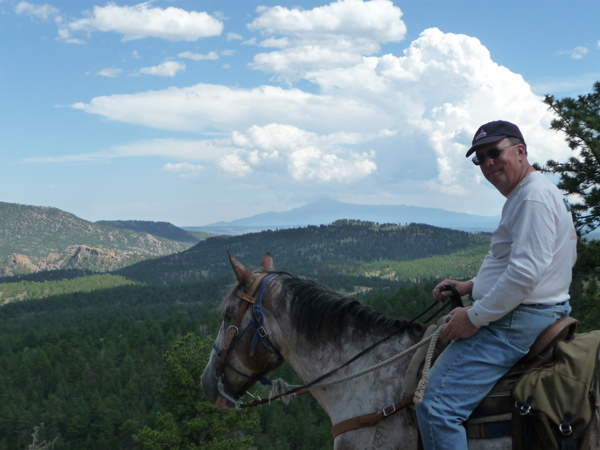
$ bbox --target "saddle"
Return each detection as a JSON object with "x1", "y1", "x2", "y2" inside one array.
[
  {"x1": 472, "y1": 316, "x2": 578, "y2": 418},
  {"x1": 404, "y1": 315, "x2": 579, "y2": 436}
]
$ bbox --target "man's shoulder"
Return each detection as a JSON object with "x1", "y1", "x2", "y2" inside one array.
[
  {"x1": 515, "y1": 172, "x2": 569, "y2": 217},
  {"x1": 520, "y1": 172, "x2": 560, "y2": 199}
]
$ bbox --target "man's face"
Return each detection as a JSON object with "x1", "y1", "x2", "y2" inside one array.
[{"x1": 475, "y1": 138, "x2": 527, "y2": 196}]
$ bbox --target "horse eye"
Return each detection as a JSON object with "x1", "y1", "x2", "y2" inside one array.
[{"x1": 224, "y1": 306, "x2": 235, "y2": 319}]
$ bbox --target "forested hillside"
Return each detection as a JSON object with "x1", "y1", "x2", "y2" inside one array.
[
  {"x1": 117, "y1": 220, "x2": 491, "y2": 284},
  {"x1": 0, "y1": 266, "x2": 417, "y2": 449},
  {"x1": 0, "y1": 220, "x2": 491, "y2": 449},
  {"x1": 0, "y1": 281, "x2": 224, "y2": 450},
  {"x1": 0, "y1": 202, "x2": 195, "y2": 277},
  {"x1": 2, "y1": 220, "x2": 597, "y2": 450},
  {"x1": 96, "y1": 220, "x2": 208, "y2": 244},
  {"x1": 0, "y1": 274, "x2": 135, "y2": 305}
]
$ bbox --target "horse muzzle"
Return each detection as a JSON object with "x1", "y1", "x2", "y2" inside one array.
[{"x1": 201, "y1": 358, "x2": 245, "y2": 410}]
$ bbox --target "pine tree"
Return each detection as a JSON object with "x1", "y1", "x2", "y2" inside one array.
[
  {"x1": 134, "y1": 334, "x2": 259, "y2": 450},
  {"x1": 541, "y1": 81, "x2": 600, "y2": 235}
]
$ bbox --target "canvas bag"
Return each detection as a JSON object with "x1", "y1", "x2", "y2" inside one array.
[{"x1": 511, "y1": 330, "x2": 600, "y2": 450}]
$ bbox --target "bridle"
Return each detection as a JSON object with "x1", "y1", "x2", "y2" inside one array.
[{"x1": 212, "y1": 272, "x2": 284, "y2": 407}]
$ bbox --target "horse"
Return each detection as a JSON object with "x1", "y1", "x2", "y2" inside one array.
[{"x1": 201, "y1": 253, "x2": 600, "y2": 450}]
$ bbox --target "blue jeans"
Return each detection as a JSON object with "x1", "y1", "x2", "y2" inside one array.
[{"x1": 415, "y1": 302, "x2": 571, "y2": 450}]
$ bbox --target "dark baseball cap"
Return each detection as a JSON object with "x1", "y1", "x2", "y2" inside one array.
[{"x1": 466, "y1": 120, "x2": 525, "y2": 157}]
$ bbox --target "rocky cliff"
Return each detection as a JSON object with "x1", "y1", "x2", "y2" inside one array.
[{"x1": 0, "y1": 202, "x2": 196, "y2": 277}]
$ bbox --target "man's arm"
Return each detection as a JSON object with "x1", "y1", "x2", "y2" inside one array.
[{"x1": 468, "y1": 199, "x2": 556, "y2": 328}]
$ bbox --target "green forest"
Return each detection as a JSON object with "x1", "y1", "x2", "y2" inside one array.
[
  {"x1": 1, "y1": 220, "x2": 598, "y2": 449},
  {"x1": 0, "y1": 221, "x2": 493, "y2": 450}
]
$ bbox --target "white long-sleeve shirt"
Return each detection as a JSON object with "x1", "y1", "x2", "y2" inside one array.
[{"x1": 468, "y1": 171, "x2": 578, "y2": 328}]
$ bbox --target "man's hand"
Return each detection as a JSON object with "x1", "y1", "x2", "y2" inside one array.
[
  {"x1": 442, "y1": 307, "x2": 479, "y2": 341},
  {"x1": 433, "y1": 280, "x2": 474, "y2": 303}
]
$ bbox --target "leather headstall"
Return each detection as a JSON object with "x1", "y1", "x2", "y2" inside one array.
[{"x1": 216, "y1": 272, "x2": 270, "y2": 377}]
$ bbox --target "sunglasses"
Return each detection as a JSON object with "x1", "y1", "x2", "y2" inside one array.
[{"x1": 472, "y1": 143, "x2": 518, "y2": 166}]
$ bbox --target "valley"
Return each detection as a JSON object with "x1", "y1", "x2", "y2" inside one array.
[{"x1": 0, "y1": 201, "x2": 597, "y2": 450}]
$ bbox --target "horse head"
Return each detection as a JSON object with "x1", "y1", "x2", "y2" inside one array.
[{"x1": 201, "y1": 252, "x2": 283, "y2": 409}]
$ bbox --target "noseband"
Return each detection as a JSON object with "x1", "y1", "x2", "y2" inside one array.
[{"x1": 212, "y1": 273, "x2": 284, "y2": 405}]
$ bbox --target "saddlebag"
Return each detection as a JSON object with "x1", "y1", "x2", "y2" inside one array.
[{"x1": 511, "y1": 330, "x2": 600, "y2": 450}]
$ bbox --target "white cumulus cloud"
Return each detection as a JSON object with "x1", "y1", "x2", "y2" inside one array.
[
  {"x1": 57, "y1": 27, "x2": 85, "y2": 44},
  {"x1": 219, "y1": 154, "x2": 253, "y2": 176},
  {"x1": 227, "y1": 33, "x2": 243, "y2": 41},
  {"x1": 249, "y1": 0, "x2": 405, "y2": 41},
  {"x1": 164, "y1": 162, "x2": 204, "y2": 177},
  {"x1": 178, "y1": 51, "x2": 219, "y2": 61},
  {"x1": 560, "y1": 46, "x2": 589, "y2": 60},
  {"x1": 289, "y1": 147, "x2": 376, "y2": 182},
  {"x1": 225, "y1": 123, "x2": 377, "y2": 182},
  {"x1": 66, "y1": 2, "x2": 223, "y2": 42},
  {"x1": 15, "y1": 1, "x2": 59, "y2": 21},
  {"x1": 68, "y1": 2, "x2": 572, "y2": 211},
  {"x1": 259, "y1": 37, "x2": 290, "y2": 48},
  {"x1": 71, "y1": 83, "x2": 379, "y2": 133},
  {"x1": 98, "y1": 67, "x2": 122, "y2": 78},
  {"x1": 247, "y1": 0, "x2": 406, "y2": 81},
  {"x1": 138, "y1": 61, "x2": 185, "y2": 77}
]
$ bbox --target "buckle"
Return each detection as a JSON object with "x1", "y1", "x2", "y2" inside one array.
[
  {"x1": 383, "y1": 404, "x2": 396, "y2": 417},
  {"x1": 559, "y1": 423, "x2": 573, "y2": 436},
  {"x1": 257, "y1": 326, "x2": 267, "y2": 338},
  {"x1": 516, "y1": 401, "x2": 531, "y2": 416}
]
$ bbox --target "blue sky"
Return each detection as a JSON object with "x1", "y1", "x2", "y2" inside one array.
[{"x1": 1, "y1": 0, "x2": 599, "y2": 227}]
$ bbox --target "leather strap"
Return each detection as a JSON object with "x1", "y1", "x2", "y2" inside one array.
[
  {"x1": 440, "y1": 284, "x2": 464, "y2": 309},
  {"x1": 331, "y1": 395, "x2": 414, "y2": 438},
  {"x1": 236, "y1": 290, "x2": 258, "y2": 304},
  {"x1": 216, "y1": 272, "x2": 269, "y2": 376}
]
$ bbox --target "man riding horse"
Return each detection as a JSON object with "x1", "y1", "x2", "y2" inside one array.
[{"x1": 415, "y1": 120, "x2": 578, "y2": 450}]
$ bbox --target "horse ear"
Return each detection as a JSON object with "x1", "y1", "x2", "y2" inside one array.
[
  {"x1": 261, "y1": 252, "x2": 275, "y2": 271},
  {"x1": 228, "y1": 251, "x2": 254, "y2": 287}
]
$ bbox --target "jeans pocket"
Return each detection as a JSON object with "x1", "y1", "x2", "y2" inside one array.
[{"x1": 506, "y1": 305, "x2": 564, "y2": 352}]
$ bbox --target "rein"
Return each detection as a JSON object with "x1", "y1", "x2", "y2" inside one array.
[{"x1": 235, "y1": 283, "x2": 463, "y2": 409}]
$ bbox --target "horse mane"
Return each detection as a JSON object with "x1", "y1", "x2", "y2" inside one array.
[
  {"x1": 280, "y1": 275, "x2": 424, "y2": 345},
  {"x1": 219, "y1": 271, "x2": 424, "y2": 345}
]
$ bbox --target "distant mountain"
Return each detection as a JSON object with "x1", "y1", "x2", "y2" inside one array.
[
  {"x1": 96, "y1": 220, "x2": 206, "y2": 244},
  {"x1": 0, "y1": 202, "x2": 195, "y2": 277},
  {"x1": 189, "y1": 199, "x2": 500, "y2": 235},
  {"x1": 117, "y1": 220, "x2": 491, "y2": 285}
]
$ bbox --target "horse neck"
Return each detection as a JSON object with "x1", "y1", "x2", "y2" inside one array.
[
  {"x1": 262, "y1": 290, "x2": 424, "y2": 422},
  {"x1": 262, "y1": 278, "x2": 425, "y2": 383},
  {"x1": 282, "y1": 326, "x2": 419, "y2": 382}
]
